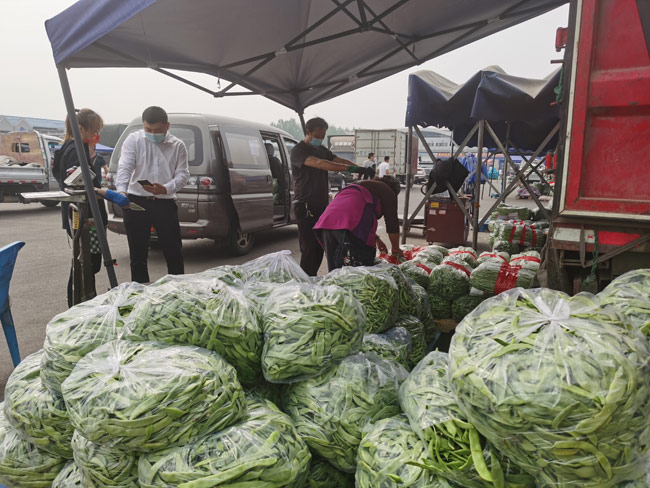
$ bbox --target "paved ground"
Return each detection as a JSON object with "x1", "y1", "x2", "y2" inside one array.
[{"x1": 0, "y1": 180, "x2": 537, "y2": 397}]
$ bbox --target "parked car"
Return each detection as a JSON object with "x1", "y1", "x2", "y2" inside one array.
[
  {"x1": 414, "y1": 161, "x2": 433, "y2": 184},
  {"x1": 107, "y1": 113, "x2": 298, "y2": 255},
  {"x1": 328, "y1": 171, "x2": 353, "y2": 190}
]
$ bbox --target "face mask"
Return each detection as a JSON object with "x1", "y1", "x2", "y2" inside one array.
[
  {"x1": 82, "y1": 133, "x2": 101, "y2": 145},
  {"x1": 310, "y1": 137, "x2": 323, "y2": 147},
  {"x1": 145, "y1": 132, "x2": 165, "y2": 144}
]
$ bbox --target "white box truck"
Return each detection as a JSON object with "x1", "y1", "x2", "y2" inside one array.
[{"x1": 354, "y1": 129, "x2": 418, "y2": 184}]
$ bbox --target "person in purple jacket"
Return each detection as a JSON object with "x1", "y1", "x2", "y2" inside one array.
[{"x1": 314, "y1": 176, "x2": 404, "y2": 271}]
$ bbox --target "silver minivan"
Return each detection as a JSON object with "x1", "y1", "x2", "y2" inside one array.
[{"x1": 106, "y1": 113, "x2": 298, "y2": 255}]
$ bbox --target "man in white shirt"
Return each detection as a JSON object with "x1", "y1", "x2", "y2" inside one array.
[
  {"x1": 116, "y1": 106, "x2": 190, "y2": 283},
  {"x1": 362, "y1": 152, "x2": 376, "y2": 179},
  {"x1": 378, "y1": 156, "x2": 391, "y2": 178}
]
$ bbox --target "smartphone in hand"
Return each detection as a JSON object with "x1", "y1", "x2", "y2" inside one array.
[{"x1": 138, "y1": 179, "x2": 153, "y2": 186}]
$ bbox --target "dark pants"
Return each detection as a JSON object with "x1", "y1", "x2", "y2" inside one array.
[
  {"x1": 296, "y1": 203, "x2": 325, "y2": 276},
  {"x1": 319, "y1": 229, "x2": 376, "y2": 272},
  {"x1": 124, "y1": 195, "x2": 184, "y2": 283},
  {"x1": 67, "y1": 253, "x2": 101, "y2": 308}
]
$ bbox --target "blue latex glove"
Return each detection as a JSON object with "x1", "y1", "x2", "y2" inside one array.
[{"x1": 103, "y1": 189, "x2": 130, "y2": 208}]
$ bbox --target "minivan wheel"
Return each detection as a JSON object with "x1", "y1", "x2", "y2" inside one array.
[{"x1": 229, "y1": 229, "x2": 255, "y2": 256}]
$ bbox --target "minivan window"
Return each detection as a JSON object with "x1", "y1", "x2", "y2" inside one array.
[
  {"x1": 222, "y1": 131, "x2": 268, "y2": 170},
  {"x1": 109, "y1": 124, "x2": 203, "y2": 171}
]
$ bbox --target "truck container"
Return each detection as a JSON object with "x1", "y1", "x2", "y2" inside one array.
[{"x1": 354, "y1": 129, "x2": 418, "y2": 183}]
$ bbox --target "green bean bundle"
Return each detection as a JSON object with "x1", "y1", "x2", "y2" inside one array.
[
  {"x1": 493, "y1": 204, "x2": 530, "y2": 221},
  {"x1": 477, "y1": 251, "x2": 510, "y2": 265},
  {"x1": 469, "y1": 261, "x2": 536, "y2": 297},
  {"x1": 262, "y1": 284, "x2": 365, "y2": 383},
  {"x1": 4, "y1": 350, "x2": 73, "y2": 458},
  {"x1": 429, "y1": 259, "x2": 472, "y2": 300},
  {"x1": 400, "y1": 260, "x2": 431, "y2": 289},
  {"x1": 429, "y1": 294, "x2": 452, "y2": 319},
  {"x1": 195, "y1": 264, "x2": 245, "y2": 286},
  {"x1": 361, "y1": 327, "x2": 412, "y2": 368},
  {"x1": 490, "y1": 239, "x2": 521, "y2": 255},
  {"x1": 411, "y1": 284, "x2": 437, "y2": 343},
  {"x1": 509, "y1": 250, "x2": 541, "y2": 272},
  {"x1": 306, "y1": 459, "x2": 355, "y2": 488},
  {"x1": 62, "y1": 341, "x2": 246, "y2": 452},
  {"x1": 451, "y1": 295, "x2": 485, "y2": 322},
  {"x1": 599, "y1": 269, "x2": 650, "y2": 338},
  {"x1": 449, "y1": 288, "x2": 650, "y2": 487},
  {"x1": 285, "y1": 353, "x2": 408, "y2": 472},
  {"x1": 411, "y1": 248, "x2": 444, "y2": 270},
  {"x1": 493, "y1": 222, "x2": 547, "y2": 249},
  {"x1": 0, "y1": 404, "x2": 66, "y2": 487},
  {"x1": 395, "y1": 316, "x2": 426, "y2": 368},
  {"x1": 375, "y1": 263, "x2": 422, "y2": 317},
  {"x1": 240, "y1": 250, "x2": 311, "y2": 283},
  {"x1": 71, "y1": 431, "x2": 138, "y2": 488},
  {"x1": 448, "y1": 247, "x2": 478, "y2": 267},
  {"x1": 356, "y1": 415, "x2": 435, "y2": 488},
  {"x1": 52, "y1": 462, "x2": 82, "y2": 488},
  {"x1": 124, "y1": 281, "x2": 263, "y2": 384},
  {"x1": 86, "y1": 282, "x2": 145, "y2": 317},
  {"x1": 321, "y1": 266, "x2": 399, "y2": 333},
  {"x1": 138, "y1": 397, "x2": 311, "y2": 488},
  {"x1": 41, "y1": 303, "x2": 124, "y2": 399}
]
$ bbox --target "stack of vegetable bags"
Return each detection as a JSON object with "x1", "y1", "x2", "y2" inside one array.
[
  {"x1": 450, "y1": 288, "x2": 650, "y2": 487},
  {"x1": 469, "y1": 260, "x2": 536, "y2": 297},
  {"x1": 599, "y1": 268, "x2": 650, "y2": 341}
]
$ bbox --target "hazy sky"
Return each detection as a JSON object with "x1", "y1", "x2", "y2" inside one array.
[{"x1": 0, "y1": 1, "x2": 569, "y2": 129}]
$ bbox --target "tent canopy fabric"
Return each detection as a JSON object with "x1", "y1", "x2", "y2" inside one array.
[
  {"x1": 405, "y1": 67, "x2": 561, "y2": 150},
  {"x1": 45, "y1": 0, "x2": 567, "y2": 113}
]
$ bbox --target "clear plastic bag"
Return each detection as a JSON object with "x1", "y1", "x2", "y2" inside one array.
[
  {"x1": 451, "y1": 295, "x2": 485, "y2": 323},
  {"x1": 400, "y1": 260, "x2": 431, "y2": 289},
  {"x1": 411, "y1": 247, "x2": 444, "y2": 270},
  {"x1": 262, "y1": 283, "x2": 365, "y2": 383},
  {"x1": 356, "y1": 414, "x2": 436, "y2": 488},
  {"x1": 449, "y1": 288, "x2": 650, "y2": 487},
  {"x1": 72, "y1": 431, "x2": 138, "y2": 488},
  {"x1": 447, "y1": 247, "x2": 477, "y2": 267},
  {"x1": 4, "y1": 350, "x2": 73, "y2": 458},
  {"x1": 193, "y1": 264, "x2": 246, "y2": 286},
  {"x1": 395, "y1": 316, "x2": 426, "y2": 368},
  {"x1": 361, "y1": 327, "x2": 412, "y2": 368},
  {"x1": 61, "y1": 340, "x2": 247, "y2": 452},
  {"x1": 240, "y1": 250, "x2": 311, "y2": 283},
  {"x1": 477, "y1": 251, "x2": 510, "y2": 265},
  {"x1": 428, "y1": 259, "x2": 472, "y2": 300},
  {"x1": 285, "y1": 352, "x2": 408, "y2": 472},
  {"x1": 52, "y1": 461, "x2": 82, "y2": 488},
  {"x1": 138, "y1": 396, "x2": 311, "y2": 488},
  {"x1": 469, "y1": 261, "x2": 536, "y2": 297},
  {"x1": 125, "y1": 280, "x2": 263, "y2": 384},
  {"x1": 509, "y1": 250, "x2": 542, "y2": 271},
  {"x1": 86, "y1": 282, "x2": 146, "y2": 317},
  {"x1": 599, "y1": 269, "x2": 650, "y2": 338},
  {"x1": 321, "y1": 265, "x2": 399, "y2": 333},
  {"x1": 306, "y1": 459, "x2": 355, "y2": 488},
  {"x1": 41, "y1": 303, "x2": 125, "y2": 399},
  {"x1": 375, "y1": 263, "x2": 422, "y2": 318},
  {"x1": 0, "y1": 403, "x2": 67, "y2": 487}
]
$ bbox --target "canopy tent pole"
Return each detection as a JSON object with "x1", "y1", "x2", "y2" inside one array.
[
  {"x1": 57, "y1": 66, "x2": 118, "y2": 290},
  {"x1": 472, "y1": 120, "x2": 485, "y2": 250},
  {"x1": 298, "y1": 112, "x2": 307, "y2": 135},
  {"x1": 401, "y1": 127, "x2": 414, "y2": 244}
]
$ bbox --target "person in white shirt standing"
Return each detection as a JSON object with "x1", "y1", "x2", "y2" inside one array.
[
  {"x1": 116, "y1": 106, "x2": 190, "y2": 283},
  {"x1": 378, "y1": 156, "x2": 391, "y2": 178}
]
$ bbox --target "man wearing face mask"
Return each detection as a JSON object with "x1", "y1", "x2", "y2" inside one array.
[
  {"x1": 116, "y1": 106, "x2": 190, "y2": 283},
  {"x1": 290, "y1": 117, "x2": 359, "y2": 276}
]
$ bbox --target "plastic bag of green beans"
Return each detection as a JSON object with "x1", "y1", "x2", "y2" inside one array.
[
  {"x1": 375, "y1": 263, "x2": 422, "y2": 317},
  {"x1": 262, "y1": 283, "x2": 365, "y2": 383},
  {"x1": 62, "y1": 340, "x2": 246, "y2": 452},
  {"x1": 321, "y1": 266, "x2": 399, "y2": 333},
  {"x1": 447, "y1": 247, "x2": 477, "y2": 267},
  {"x1": 124, "y1": 280, "x2": 263, "y2": 384},
  {"x1": 469, "y1": 261, "x2": 536, "y2": 297},
  {"x1": 240, "y1": 250, "x2": 311, "y2": 283},
  {"x1": 85, "y1": 281, "x2": 146, "y2": 317},
  {"x1": 3, "y1": 350, "x2": 73, "y2": 458},
  {"x1": 306, "y1": 459, "x2": 355, "y2": 488},
  {"x1": 400, "y1": 260, "x2": 431, "y2": 289},
  {"x1": 194, "y1": 264, "x2": 246, "y2": 286},
  {"x1": 285, "y1": 352, "x2": 408, "y2": 473},
  {"x1": 411, "y1": 284, "x2": 438, "y2": 343},
  {"x1": 599, "y1": 268, "x2": 650, "y2": 339},
  {"x1": 361, "y1": 327, "x2": 412, "y2": 368},
  {"x1": 428, "y1": 294, "x2": 452, "y2": 319},
  {"x1": 395, "y1": 316, "x2": 426, "y2": 368},
  {"x1": 0, "y1": 403, "x2": 67, "y2": 487},
  {"x1": 476, "y1": 251, "x2": 509, "y2": 265},
  {"x1": 410, "y1": 248, "x2": 444, "y2": 271},
  {"x1": 52, "y1": 461, "x2": 82, "y2": 488},
  {"x1": 72, "y1": 431, "x2": 138, "y2": 488},
  {"x1": 509, "y1": 250, "x2": 541, "y2": 271},
  {"x1": 429, "y1": 259, "x2": 472, "y2": 301},
  {"x1": 449, "y1": 288, "x2": 650, "y2": 487},
  {"x1": 451, "y1": 295, "x2": 485, "y2": 323},
  {"x1": 138, "y1": 396, "x2": 311, "y2": 488}
]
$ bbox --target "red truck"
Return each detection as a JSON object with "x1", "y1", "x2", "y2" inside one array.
[{"x1": 550, "y1": 0, "x2": 650, "y2": 291}]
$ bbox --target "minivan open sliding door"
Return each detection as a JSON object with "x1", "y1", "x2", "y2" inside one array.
[{"x1": 219, "y1": 125, "x2": 274, "y2": 233}]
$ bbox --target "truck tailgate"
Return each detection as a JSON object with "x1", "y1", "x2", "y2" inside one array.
[{"x1": 0, "y1": 165, "x2": 48, "y2": 184}]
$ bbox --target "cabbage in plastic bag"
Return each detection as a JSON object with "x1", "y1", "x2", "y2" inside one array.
[
  {"x1": 52, "y1": 461, "x2": 82, "y2": 488},
  {"x1": 138, "y1": 396, "x2": 311, "y2": 488},
  {"x1": 4, "y1": 350, "x2": 73, "y2": 458},
  {"x1": 449, "y1": 288, "x2": 650, "y2": 487},
  {"x1": 62, "y1": 340, "x2": 246, "y2": 452},
  {"x1": 285, "y1": 352, "x2": 408, "y2": 472},
  {"x1": 0, "y1": 403, "x2": 66, "y2": 487},
  {"x1": 240, "y1": 250, "x2": 311, "y2": 283},
  {"x1": 72, "y1": 431, "x2": 138, "y2": 488},
  {"x1": 361, "y1": 327, "x2": 412, "y2": 368},
  {"x1": 262, "y1": 283, "x2": 365, "y2": 383}
]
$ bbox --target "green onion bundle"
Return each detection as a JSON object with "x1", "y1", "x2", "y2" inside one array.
[
  {"x1": 62, "y1": 341, "x2": 246, "y2": 452},
  {"x1": 71, "y1": 431, "x2": 138, "y2": 488},
  {"x1": 306, "y1": 459, "x2": 355, "y2": 488},
  {"x1": 52, "y1": 462, "x2": 82, "y2": 488},
  {"x1": 240, "y1": 250, "x2": 311, "y2": 283},
  {"x1": 356, "y1": 415, "x2": 435, "y2": 488},
  {"x1": 395, "y1": 316, "x2": 427, "y2": 368},
  {"x1": 3, "y1": 350, "x2": 73, "y2": 458},
  {"x1": 400, "y1": 260, "x2": 431, "y2": 289},
  {"x1": 361, "y1": 327, "x2": 412, "y2": 368},
  {"x1": 451, "y1": 295, "x2": 485, "y2": 323},
  {"x1": 285, "y1": 353, "x2": 408, "y2": 473},
  {"x1": 599, "y1": 269, "x2": 650, "y2": 339},
  {"x1": 411, "y1": 284, "x2": 438, "y2": 343},
  {"x1": 125, "y1": 280, "x2": 263, "y2": 384},
  {"x1": 137, "y1": 397, "x2": 311, "y2": 488},
  {"x1": 469, "y1": 261, "x2": 536, "y2": 297},
  {"x1": 429, "y1": 259, "x2": 472, "y2": 300},
  {"x1": 0, "y1": 404, "x2": 66, "y2": 487},
  {"x1": 449, "y1": 289, "x2": 650, "y2": 487},
  {"x1": 262, "y1": 283, "x2": 365, "y2": 383},
  {"x1": 321, "y1": 266, "x2": 398, "y2": 333}
]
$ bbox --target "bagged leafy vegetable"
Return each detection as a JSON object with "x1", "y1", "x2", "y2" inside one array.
[
  {"x1": 322, "y1": 266, "x2": 399, "y2": 333},
  {"x1": 451, "y1": 295, "x2": 485, "y2": 322},
  {"x1": 52, "y1": 461, "x2": 82, "y2": 488},
  {"x1": 285, "y1": 352, "x2": 408, "y2": 472},
  {"x1": 138, "y1": 396, "x2": 311, "y2": 488},
  {"x1": 356, "y1": 415, "x2": 435, "y2": 488},
  {"x1": 62, "y1": 340, "x2": 246, "y2": 452},
  {"x1": 395, "y1": 316, "x2": 426, "y2": 368},
  {"x1": 72, "y1": 431, "x2": 138, "y2": 488},
  {"x1": 449, "y1": 288, "x2": 650, "y2": 487},
  {"x1": 477, "y1": 251, "x2": 509, "y2": 265},
  {"x1": 411, "y1": 284, "x2": 437, "y2": 343},
  {"x1": 469, "y1": 261, "x2": 536, "y2": 297},
  {"x1": 400, "y1": 352, "x2": 534, "y2": 488},
  {"x1": 429, "y1": 260, "x2": 472, "y2": 300},
  {"x1": 4, "y1": 350, "x2": 73, "y2": 458},
  {"x1": 0, "y1": 403, "x2": 66, "y2": 487},
  {"x1": 240, "y1": 250, "x2": 311, "y2": 283},
  {"x1": 41, "y1": 303, "x2": 124, "y2": 399},
  {"x1": 400, "y1": 260, "x2": 431, "y2": 289},
  {"x1": 361, "y1": 327, "x2": 412, "y2": 368},
  {"x1": 262, "y1": 283, "x2": 365, "y2": 383},
  {"x1": 509, "y1": 250, "x2": 541, "y2": 271},
  {"x1": 125, "y1": 280, "x2": 263, "y2": 383},
  {"x1": 599, "y1": 269, "x2": 650, "y2": 338},
  {"x1": 306, "y1": 459, "x2": 355, "y2": 488},
  {"x1": 448, "y1": 247, "x2": 477, "y2": 267}
]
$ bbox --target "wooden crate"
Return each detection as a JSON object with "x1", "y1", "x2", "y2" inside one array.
[{"x1": 434, "y1": 319, "x2": 458, "y2": 334}]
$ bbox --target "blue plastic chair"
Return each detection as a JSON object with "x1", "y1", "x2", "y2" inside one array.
[{"x1": 1, "y1": 241, "x2": 25, "y2": 367}]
